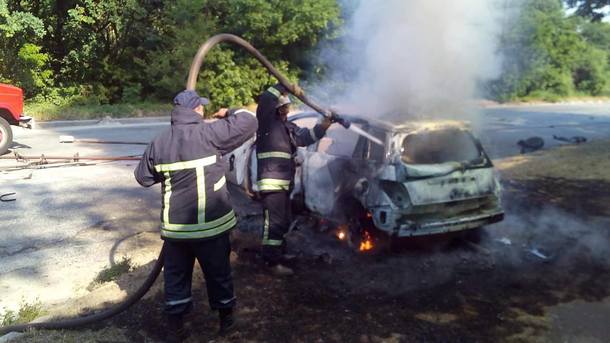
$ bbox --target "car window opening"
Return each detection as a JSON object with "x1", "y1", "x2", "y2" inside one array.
[{"x1": 402, "y1": 129, "x2": 480, "y2": 164}]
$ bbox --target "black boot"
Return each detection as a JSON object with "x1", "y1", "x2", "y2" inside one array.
[
  {"x1": 264, "y1": 246, "x2": 295, "y2": 277},
  {"x1": 167, "y1": 314, "x2": 189, "y2": 343},
  {"x1": 218, "y1": 307, "x2": 237, "y2": 336}
]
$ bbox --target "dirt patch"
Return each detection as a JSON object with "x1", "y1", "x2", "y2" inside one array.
[{"x1": 496, "y1": 139, "x2": 610, "y2": 216}]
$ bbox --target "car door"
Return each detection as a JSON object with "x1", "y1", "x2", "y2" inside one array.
[
  {"x1": 300, "y1": 123, "x2": 362, "y2": 218},
  {"x1": 224, "y1": 134, "x2": 256, "y2": 189}
]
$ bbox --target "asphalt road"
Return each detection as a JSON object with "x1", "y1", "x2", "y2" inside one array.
[
  {"x1": 477, "y1": 102, "x2": 610, "y2": 158},
  {"x1": 0, "y1": 118, "x2": 167, "y2": 315},
  {"x1": 0, "y1": 102, "x2": 609, "y2": 318}
]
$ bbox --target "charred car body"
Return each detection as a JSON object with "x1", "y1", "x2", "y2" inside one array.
[{"x1": 228, "y1": 112, "x2": 504, "y2": 237}]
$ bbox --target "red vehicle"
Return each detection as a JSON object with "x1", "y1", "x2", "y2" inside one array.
[{"x1": 0, "y1": 84, "x2": 32, "y2": 154}]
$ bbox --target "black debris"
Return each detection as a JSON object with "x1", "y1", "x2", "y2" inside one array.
[
  {"x1": 517, "y1": 137, "x2": 544, "y2": 154},
  {"x1": 552, "y1": 135, "x2": 587, "y2": 144}
]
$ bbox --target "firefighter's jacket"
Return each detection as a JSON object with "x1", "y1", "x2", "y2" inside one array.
[
  {"x1": 135, "y1": 106, "x2": 257, "y2": 241},
  {"x1": 256, "y1": 85, "x2": 327, "y2": 192}
]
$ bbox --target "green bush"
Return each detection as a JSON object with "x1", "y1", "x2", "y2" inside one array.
[{"x1": 121, "y1": 83, "x2": 143, "y2": 103}]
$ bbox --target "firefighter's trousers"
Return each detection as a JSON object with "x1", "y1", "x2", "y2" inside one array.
[
  {"x1": 261, "y1": 191, "x2": 291, "y2": 264},
  {"x1": 163, "y1": 232, "x2": 236, "y2": 315}
]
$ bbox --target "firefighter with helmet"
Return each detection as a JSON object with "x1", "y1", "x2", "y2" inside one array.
[{"x1": 255, "y1": 84, "x2": 332, "y2": 276}]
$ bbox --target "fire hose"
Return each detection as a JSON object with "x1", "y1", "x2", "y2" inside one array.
[
  {"x1": 0, "y1": 33, "x2": 376, "y2": 336},
  {"x1": 187, "y1": 34, "x2": 382, "y2": 146}
]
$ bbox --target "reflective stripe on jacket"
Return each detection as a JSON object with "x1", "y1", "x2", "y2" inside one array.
[
  {"x1": 135, "y1": 106, "x2": 258, "y2": 240},
  {"x1": 255, "y1": 85, "x2": 327, "y2": 191}
]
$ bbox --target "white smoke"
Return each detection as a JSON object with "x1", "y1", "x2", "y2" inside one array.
[{"x1": 316, "y1": 0, "x2": 518, "y2": 121}]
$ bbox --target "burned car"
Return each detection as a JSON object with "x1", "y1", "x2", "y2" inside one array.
[{"x1": 227, "y1": 112, "x2": 504, "y2": 238}]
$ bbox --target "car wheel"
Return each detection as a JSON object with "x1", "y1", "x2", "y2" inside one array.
[{"x1": 0, "y1": 116, "x2": 13, "y2": 155}]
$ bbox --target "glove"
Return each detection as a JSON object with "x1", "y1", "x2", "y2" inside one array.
[
  {"x1": 212, "y1": 108, "x2": 229, "y2": 118},
  {"x1": 320, "y1": 116, "x2": 332, "y2": 130}
]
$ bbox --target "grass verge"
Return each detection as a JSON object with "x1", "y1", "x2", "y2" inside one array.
[
  {"x1": 505, "y1": 93, "x2": 610, "y2": 105},
  {"x1": 495, "y1": 139, "x2": 610, "y2": 182},
  {"x1": 1, "y1": 299, "x2": 45, "y2": 327},
  {"x1": 25, "y1": 101, "x2": 172, "y2": 121}
]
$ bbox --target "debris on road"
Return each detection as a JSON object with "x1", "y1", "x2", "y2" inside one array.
[
  {"x1": 0, "y1": 192, "x2": 16, "y2": 202},
  {"x1": 552, "y1": 135, "x2": 587, "y2": 144},
  {"x1": 1, "y1": 161, "x2": 89, "y2": 172},
  {"x1": 517, "y1": 137, "x2": 544, "y2": 154},
  {"x1": 0, "y1": 152, "x2": 141, "y2": 162},
  {"x1": 59, "y1": 135, "x2": 147, "y2": 145},
  {"x1": 528, "y1": 247, "x2": 549, "y2": 260},
  {"x1": 495, "y1": 237, "x2": 512, "y2": 245},
  {"x1": 0, "y1": 151, "x2": 141, "y2": 171}
]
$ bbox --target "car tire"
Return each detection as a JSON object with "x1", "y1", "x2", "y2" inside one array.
[{"x1": 0, "y1": 116, "x2": 13, "y2": 155}]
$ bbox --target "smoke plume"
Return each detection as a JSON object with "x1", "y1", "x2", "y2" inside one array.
[{"x1": 316, "y1": 0, "x2": 517, "y2": 121}]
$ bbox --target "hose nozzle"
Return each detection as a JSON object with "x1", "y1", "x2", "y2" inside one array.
[{"x1": 330, "y1": 112, "x2": 351, "y2": 129}]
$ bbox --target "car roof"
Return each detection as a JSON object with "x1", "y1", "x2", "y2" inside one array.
[{"x1": 289, "y1": 111, "x2": 470, "y2": 133}]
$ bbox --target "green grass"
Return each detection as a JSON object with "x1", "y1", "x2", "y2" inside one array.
[
  {"x1": 507, "y1": 92, "x2": 610, "y2": 104},
  {"x1": 1, "y1": 299, "x2": 45, "y2": 327},
  {"x1": 25, "y1": 101, "x2": 172, "y2": 121},
  {"x1": 88, "y1": 257, "x2": 135, "y2": 290}
]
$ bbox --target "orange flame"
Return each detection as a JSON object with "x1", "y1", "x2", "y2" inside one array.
[
  {"x1": 336, "y1": 224, "x2": 348, "y2": 240},
  {"x1": 359, "y1": 231, "x2": 374, "y2": 251}
]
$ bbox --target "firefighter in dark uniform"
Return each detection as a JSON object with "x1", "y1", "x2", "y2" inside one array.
[
  {"x1": 135, "y1": 90, "x2": 257, "y2": 341},
  {"x1": 256, "y1": 84, "x2": 331, "y2": 276}
]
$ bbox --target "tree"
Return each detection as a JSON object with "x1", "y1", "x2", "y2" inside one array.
[
  {"x1": 489, "y1": 0, "x2": 609, "y2": 100},
  {"x1": 565, "y1": 0, "x2": 610, "y2": 21},
  {"x1": 2, "y1": 0, "x2": 341, "y2": 106},
  {"x1": 577, "y1": 19, "x2": 610, "y2": 94},
  {"x1": 0, "y1": 0, "x2": 52, "y2": 95},
  {"x1": 141, "y1": 0, "x2": 341, "y2": 110}
]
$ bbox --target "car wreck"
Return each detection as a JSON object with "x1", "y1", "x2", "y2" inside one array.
[{"x1": 227, "y1": 112, "x2": 504, "y2": 239}]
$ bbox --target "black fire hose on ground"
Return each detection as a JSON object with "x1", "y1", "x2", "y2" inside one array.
[{"x1": 0, "y1": 33, "x2": 366, "y2": 336}]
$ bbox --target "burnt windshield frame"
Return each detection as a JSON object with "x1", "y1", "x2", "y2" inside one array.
[{"x1": 400, "y1": 129, "x2": 491, "y2": 168}]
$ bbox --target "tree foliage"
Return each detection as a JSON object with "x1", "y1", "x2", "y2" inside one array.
[
  {"x1": 489, "y1": 0, "x2": 610, "y2": 101},
  {"x1": 0, "y1": 0, "x2": 340, "y2": 110},
  {"x1": 565, "y1": 0, "x2": 610, "y2": 21},
  {"x1": 0, "y1": 0, "x2": 609, "y2": 106},
  {"x1": 0, "y1": 0, "x2": 52, "y2": 95},
  {"x1": 140, "y1": 0, "x2": 341, "y2": 107}
]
